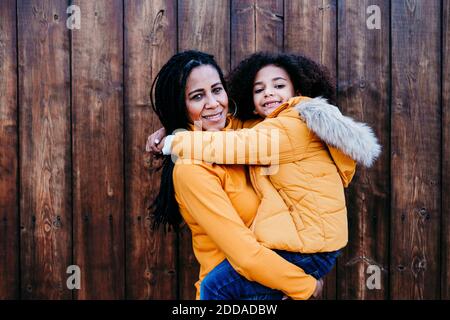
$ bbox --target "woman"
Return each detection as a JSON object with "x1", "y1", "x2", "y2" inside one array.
[{"x1": 148, "y1": 50, "x2": 320, "y2": 300}]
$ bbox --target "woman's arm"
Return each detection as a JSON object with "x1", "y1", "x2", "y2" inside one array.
[{"x1": 173, "y1": 162, "x2": 317, "y2": 300}]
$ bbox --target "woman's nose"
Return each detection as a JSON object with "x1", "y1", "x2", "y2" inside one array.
[{"x1": 205, "y1": 94, "x2": 219, "y2": 108}]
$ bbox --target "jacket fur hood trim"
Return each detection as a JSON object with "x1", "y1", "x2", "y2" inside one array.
[{"x1": 294, "y1": 97, "x2": 382, "y2": 167}]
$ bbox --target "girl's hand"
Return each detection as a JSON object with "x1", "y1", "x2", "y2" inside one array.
[{"x1": 145, "y1": 127, "x2": 166, "y2": 154}]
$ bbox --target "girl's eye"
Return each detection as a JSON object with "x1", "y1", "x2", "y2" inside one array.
[
  {"x1": 254, "y1": 88, "x2": 263, "y2": 94},
  {"x1": 275, "y1": 84, "x2": 285, "y2": 89}
]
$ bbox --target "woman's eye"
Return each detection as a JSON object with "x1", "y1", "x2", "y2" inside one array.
[
  {"x1": 213, "y1": 87, "x2": 223, "y2": 94},
  {"x1": 192, "y1": 94, "x2": 202, "y2": 101}
]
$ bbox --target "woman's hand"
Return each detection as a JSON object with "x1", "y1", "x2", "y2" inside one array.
[
  {"x1": 281, "y1": 278, "x2": 323, "y2": 300},
  {"x1": 145, "y1": 127, "x2": 166, "y2": 154},
  {"x1": 311, "y1": 278, "x2": 323, "y2": 299}
]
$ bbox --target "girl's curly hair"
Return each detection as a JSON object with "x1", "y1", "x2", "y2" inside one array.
[{"x1": 228, "y1": 52, "x2": 336, "y2": 120}]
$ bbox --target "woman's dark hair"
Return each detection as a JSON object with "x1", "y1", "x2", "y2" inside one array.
[
  {"x1": 228, "y1": 52, "x2": 336, "y2": 120},
  {"x1": 149, "y1": 50, "x2": 227, "y2": 231}
]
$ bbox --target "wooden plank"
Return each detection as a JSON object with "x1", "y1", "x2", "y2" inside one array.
[
  {"x1": 178, "y1": 0, "x2": 230, "y2": 72},
  {"x1": 284, "y1": 0, "x2": 336, "y2": 74},
  {"x1": 124, "y1": 0, "x2": 177, "y2": 299},
  {"x1": 336, "y1": 0, "x2": 390, "y2": 300},
  {"x1": 0, "y1": 0, "x2": 19, "y2": 300},
  {"x1": 18, "y1": 0, "x2": 72, "y2": 299},
  {"x1": 442, "y1": 0, "x2": 450, "y2": 300},
  {"x1": 231, "y1": 0, "x2": 283, "y2": 69},
  {"x1": 391, "y1": 0, "x2": 441, "y2": 299},
  {"x1": 72, "y1": 0, "x2": 124, "y2": 299},
  {"x1": 285, "y1": 0, "x2": 337, "y2": 299},
  {"x1": 177, "y1": 0, "x2": 230, "y2": 299}
]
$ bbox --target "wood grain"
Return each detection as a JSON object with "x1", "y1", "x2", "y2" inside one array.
[
  {"x1": 0, "y1": 0, "x2": 19, "y2": 300},
  {"x1": 391, "y1": 0, "x2": 441, "y2": 299},
  {"x1": 337, "y1": 0, "x2": 390, "y2": 300},
  {"x1": 18, "y1": 0, "x2": 72, "y2": 299},
  {"x1": 284, "y1": 0, "x2": 336, "y2": 73},
  {"x1": 72, "y1": 0, "x2": 124, "y2": 299},
  {"x1": 442, "y1": 0, "x2": 449, "y2": 300},
  {"x1": 231, "y1": 0, "x2": 283, "y2": 69},
  {"x1": 178, "y1": 0, "x2": 230, "y2": 72},
  {"x1": 124, "y1": 0, "x2": 177, "y2": 299}
]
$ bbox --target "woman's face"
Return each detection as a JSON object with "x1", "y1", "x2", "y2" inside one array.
[
  {"x1": 184, "y1": 65, "x2": 229, "y2": 131},
  {"x1": 252, "y1": 64, "x2": 296, "y2": 117}
]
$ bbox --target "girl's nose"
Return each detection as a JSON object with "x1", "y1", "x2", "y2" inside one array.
[{"x1": 264, "y1": 88, "x2": 274, "y2": 97}]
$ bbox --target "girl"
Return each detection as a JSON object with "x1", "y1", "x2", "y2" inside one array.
[{"x1": 155, "y1": 52, "x2": 381, "y2": 299}]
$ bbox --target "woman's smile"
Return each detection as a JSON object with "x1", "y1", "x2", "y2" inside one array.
[{"x1": 202, "y1": 109, "x2": 224, "y2": 121}]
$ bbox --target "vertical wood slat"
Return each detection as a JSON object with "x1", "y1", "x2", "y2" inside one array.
[
  {"x1": 284, "y1": 0, "x2": 338, "y2": 299},
  {"x1": 177, "y1": 0, "x2": 230, "y2": 299},
  {"x1": 231, "y1": 0, "x2": 283, "y2": 69},
  {"x1": 72, "y1": 0, "x2": 124, "y2": 299},
  {"x1": 390, "y1": 0, "x2": 441, "y2": 299},
  {"x1": 231, "y1": 0, "x2": 255, "y2": 69},
  {"x1": 284, "y1": 0, "x2": 336, "y2": 72},
  {"x1": 18, "y1": 0, "x2": 72, "y2": 299},
  {"x1": 178, "y1": 0, "x2": 231, "y2": 72},
  {"x1": 0, "y1": 0, "x2": 19, "y2": 300},
  {"x1": 337, "y1": 0, "x2": 390, "y2": 300},
  {"x1": 124, "y1": 0, "x2": 177, "y2": 299},
  {"x1": 442, "y1": 0, "x2": 450, "y2": 300}
]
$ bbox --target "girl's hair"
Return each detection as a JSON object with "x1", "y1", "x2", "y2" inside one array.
[
  {"x1": 228, "y1": 52, "x2": 336, "y2": 120},
  {"x1": 150, "y1": 50, "x2": 227, "y2": 231}
]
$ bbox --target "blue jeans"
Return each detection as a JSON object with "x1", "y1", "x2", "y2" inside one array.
[{"x1": 200, "y1": 250, "x2": 341, "y2": 300}]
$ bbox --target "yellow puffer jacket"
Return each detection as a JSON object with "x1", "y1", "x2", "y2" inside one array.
[
  {"x1": 167, "y1": 96, "x2": 381, "y2": 253},
  {"x1": 247, "y1": 102, "x2": 355, "y2": 253}
]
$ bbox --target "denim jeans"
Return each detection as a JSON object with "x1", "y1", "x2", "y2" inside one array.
[{"x1": 200, "y1": 249, "x2": 341, "y2": 300}]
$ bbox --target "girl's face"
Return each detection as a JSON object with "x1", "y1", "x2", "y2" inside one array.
[
  {"x1": 185, "y1": 65, "x2": 229, "y2": 131},
  {"x1": 252, "y1": 64, "x2": 296, "y2": 117}
]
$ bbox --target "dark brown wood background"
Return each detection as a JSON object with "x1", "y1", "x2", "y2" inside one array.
[{"x1": 0, "y1": 0, "x2": 448, "y2": 300}]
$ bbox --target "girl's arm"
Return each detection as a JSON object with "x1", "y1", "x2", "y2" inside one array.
[{"x1": 163, "y1": 117, "x2": 307, "y2": 165}]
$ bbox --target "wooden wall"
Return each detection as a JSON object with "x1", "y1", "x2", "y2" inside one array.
[{"x1": 0, "y1": 0, "x2": 448, "y2": 299}]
